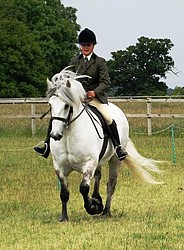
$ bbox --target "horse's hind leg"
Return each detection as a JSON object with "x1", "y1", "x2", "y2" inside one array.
[
  {"x1": 102, "y1": 157, "x2": 121, "y2": 217},
  {"x1": 91, "y1": 165, "x2": 103, "y2": 214}
]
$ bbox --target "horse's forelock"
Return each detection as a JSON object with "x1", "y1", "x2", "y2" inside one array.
[
  {"x1": 59, "y1": 86, "x2": 75, "y2": 104},
  {"x1": 47, "y1": 69, "x2": 87, "y2": 104}
]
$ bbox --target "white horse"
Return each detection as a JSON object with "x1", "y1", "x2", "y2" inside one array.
[{"x1": 47, "y1": 68, "x2": 162, "y2": 222}]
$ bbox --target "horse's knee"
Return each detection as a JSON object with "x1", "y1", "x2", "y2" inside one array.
[{"x1": 80, "y1": 183, "x2": 89, "y2": 196}]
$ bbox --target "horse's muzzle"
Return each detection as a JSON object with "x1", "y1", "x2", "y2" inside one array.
[{"x1": 50, "y1": 133, "x2": 63, "y2": 141}]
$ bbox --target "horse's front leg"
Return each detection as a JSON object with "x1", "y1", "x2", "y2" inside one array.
[
  {"x1": 80, "y1": 162, "x2": 103, "y2": 215},
  {"x1": 55, "y1": 171, "x2": 69, "y2": 222}
]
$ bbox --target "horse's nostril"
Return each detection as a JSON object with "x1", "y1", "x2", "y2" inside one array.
[
  {"x1": 58, "y1": 133, "x2": 63, "y2": 140},
  {"x1": 50, "y1": 133, "x2": 63, "y2": 141}
]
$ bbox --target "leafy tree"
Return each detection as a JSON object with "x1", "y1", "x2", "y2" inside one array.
[
  {"x1": 0, "y1": 19, "x2": 47, "y2": 97},
  {"x1": 172, "y1": 86, "x2": 184, "y2": 95},
  {"x1": 107, "y1": 37, "x2": 175, "y2": 96},
  {"x1": 0, "y1": 0, "x2": 79, "y2": 97}
]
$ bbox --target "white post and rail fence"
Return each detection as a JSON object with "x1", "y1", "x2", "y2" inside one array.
[{"x1": 0, "y1": 97, "x2": 184, "y2": 136}]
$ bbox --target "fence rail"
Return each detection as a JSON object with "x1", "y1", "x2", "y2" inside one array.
[{"x1": 1, "y1": 97, "x2": 184, "y2": 135}]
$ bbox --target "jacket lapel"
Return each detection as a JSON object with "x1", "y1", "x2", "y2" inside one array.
[
  {"x1": 77, "y1": 53, "x2": 96, "y2": 72},
  {"x1": 77, "y1": 55, "x2": 86, "y2": 74}
]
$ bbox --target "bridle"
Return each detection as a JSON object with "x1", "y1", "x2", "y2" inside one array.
[
  {"x1": 50, "y1": 103, "x2": 104, "y2": 139},
  {"x1": 51, "y1": 106, "x2": 85, "y2": 128},
  {"x1": 51, "y1": 106, "x2": 73, "y2": 124}
]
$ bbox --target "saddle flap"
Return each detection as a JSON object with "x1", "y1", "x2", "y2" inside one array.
[
  {"x1": 86, "y1": 104, "x2": 108, "y2": 134},
  {"x1": 85, "y1": 104, "x2": 109, "y2": 162}
]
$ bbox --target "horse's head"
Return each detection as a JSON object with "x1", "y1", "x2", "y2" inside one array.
[
  {"x1": 49, "y1": 94, "x2": 72, "y2": 140},
  {"x1": 47, "y1": 68, "x2": 90, "y2": 140}
]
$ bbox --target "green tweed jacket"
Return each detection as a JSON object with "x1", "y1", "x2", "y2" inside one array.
[{"x1": 69, "y1": 53, "x2": 110, "y2": 103}]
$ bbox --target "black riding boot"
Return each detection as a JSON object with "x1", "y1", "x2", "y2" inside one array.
[
  {"x1": 34, "y1": 119, "x2": 52, "y2": 158},
  {"x1": 108, "y1": 120, "x2": 128, "y2": 161}
]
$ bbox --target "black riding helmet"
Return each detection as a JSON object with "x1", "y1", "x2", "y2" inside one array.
[{"x1": 78, "y1": 28, "x2": 97, "y2": 45}]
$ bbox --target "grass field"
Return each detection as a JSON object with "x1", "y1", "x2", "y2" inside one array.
[
  {"x1": 0, "y1": 102, "x2": 184, "y2": 249},
  {"x1": 0, "y1": 134, "x2": 183, "y2": 250}
]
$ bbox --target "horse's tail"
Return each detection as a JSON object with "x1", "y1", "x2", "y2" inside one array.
[{"x1": 124, "y1": 138, "x2": 164, "y2": 184}]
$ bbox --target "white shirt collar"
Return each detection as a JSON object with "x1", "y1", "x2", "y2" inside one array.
[{"x1": 83, "y1": 53, "x2": 92, "y2": 61}]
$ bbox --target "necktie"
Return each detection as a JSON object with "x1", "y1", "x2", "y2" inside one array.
[{"x1": 84, "y1": 57, "x2": 88, "y2": 66}]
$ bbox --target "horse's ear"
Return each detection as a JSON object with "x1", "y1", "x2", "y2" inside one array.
[
  {"x1": 47, "y1": 78, "x2": 54, "y2": 89},
  {"x1": 66, "y1": 80, "x2": 71, "y2": 88}
]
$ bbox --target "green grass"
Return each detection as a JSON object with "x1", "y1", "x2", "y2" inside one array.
[
  {"x1": 0, "y1": 102, "x2": 183, "y2": 249},
  {"x1": 0, "y1": 135, "x2": 183, "y2": 250}
]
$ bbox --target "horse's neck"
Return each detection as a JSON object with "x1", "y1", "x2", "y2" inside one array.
[
  {"x1": 71, "y1": 103, "x2": 91, "y2": 130},
  {"x1": 65, "y1": 103, "x2": 104, "y2": 153},
  {"x1": 70, "y1": 103, "x2": 86, "y2": 127},
  {"x1": 72, "y1": 103, "x2": 84, "y2": 116}
]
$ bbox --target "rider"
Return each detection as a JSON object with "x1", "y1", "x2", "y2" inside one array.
[{"x1": 34, "y1": 28, "x2": 128, "y2": 161}]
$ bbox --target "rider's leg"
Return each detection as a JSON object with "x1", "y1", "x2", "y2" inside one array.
[
  {"x1": 34, "y1": 119, "x2": 51, "y2": 158},
  {"x1": 89, "y1": 99, "x2": 128, "y2": 161},
  {"x1": 108, "y1": 120, "x2": 128, "y2": 160}
]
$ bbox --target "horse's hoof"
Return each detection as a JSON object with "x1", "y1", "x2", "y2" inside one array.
[
  {"x1": 84, "y1": 198, "x2": 104, "y2": 215},
  {"x1": 58, "y1": 215, "x2": 69, "y2": 222},
  {"x1": 101, "y1": 210, "x2": 112, "y2": 218}
]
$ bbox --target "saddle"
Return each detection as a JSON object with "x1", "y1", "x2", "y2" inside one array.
[{"x1": 85, "y1": 104, "x2": 109, "y2": 161}]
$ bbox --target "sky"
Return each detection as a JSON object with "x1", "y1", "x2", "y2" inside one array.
[{"x1": 63, "y1": 0, "x2": 184, "y2": 89}]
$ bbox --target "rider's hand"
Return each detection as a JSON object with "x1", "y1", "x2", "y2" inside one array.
[{"x1": 86, "y1": 91, "x2": 96, "y2": 100}]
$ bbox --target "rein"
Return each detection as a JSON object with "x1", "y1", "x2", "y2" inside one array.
[
  {"x1": 51, "y1": 106, "x2": 85, "y2": 128},
  {"x1": 84, "y1": 105, "x2": 104, "y2": 139},
  {"x1": 50, "y1": 104, "x2": 104, "y2": 140},
  {"x1": 68, "y1": 107, "x2": 85, "y2": 125}
]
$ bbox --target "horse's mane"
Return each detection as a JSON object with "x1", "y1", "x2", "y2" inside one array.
[{"x1": 47, "y1": 66, "x2": 90, "y2": 106}]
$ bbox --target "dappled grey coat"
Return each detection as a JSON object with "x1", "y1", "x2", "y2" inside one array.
[{"x1": 69, "y1": 53, "x2": 110, "y2": 104}]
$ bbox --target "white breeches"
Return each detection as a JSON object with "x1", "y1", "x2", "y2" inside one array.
[{"x1": 89, "y1": 98, "x2": 113, "y2": 125}]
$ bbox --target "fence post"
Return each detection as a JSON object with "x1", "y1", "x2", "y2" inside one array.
[
  {"x1": 31, "y1": 103, "x2": 36, "y2": 135},
  {"x1": 171, "y1": 125, "x2": 176, "y2": 166},
  {"x1": 147, "y1": 98, "x2": 152, "y2": 136}
]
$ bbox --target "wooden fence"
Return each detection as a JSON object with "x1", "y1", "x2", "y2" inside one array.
[{"x1": 0, "y1": 97, "x2": 184, "y2": 135}]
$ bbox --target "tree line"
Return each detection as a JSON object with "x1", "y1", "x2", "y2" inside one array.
[{"x1": 0, "y1": 0, "x2": 181, "y2": 98}]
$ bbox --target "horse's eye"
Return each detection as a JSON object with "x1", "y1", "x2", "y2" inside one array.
[{"x1": 64, "y1": 104, "x2": 69, "y2": 109}]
